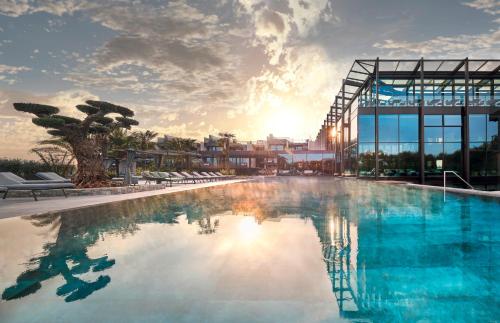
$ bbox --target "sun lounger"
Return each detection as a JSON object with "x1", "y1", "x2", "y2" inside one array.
[
  {"x1": 35, "y1": 172, "x2": 72, "y2": 183},
  {"x1": 170, "y1": 172, "x2": 199, "y2": 183},
  {"x1": 195, "y1": 171, "x2": 217, "y2": 181},
  {"x1": 2, "y1": 172, "x2": 69, "y2": 184},
  {"x1": 208, "y1": 172, "x2": 227, "y2": 179},
  {"x1": 157, "y1": 172, "x2": 187, "y2": 186},
  {"x1": 0, "y1": 172, "x2": 75, "y2": 201},
  {"x1": 183, "y1": 171, "x2": 210, "y2": 182},
  {"x1": 216, "y1": 172, "x2": 234, "y2": 178}
]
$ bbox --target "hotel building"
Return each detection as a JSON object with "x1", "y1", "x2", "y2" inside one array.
[{"x1": 315, "y1": 58, "x2": 499, "y2": 189}]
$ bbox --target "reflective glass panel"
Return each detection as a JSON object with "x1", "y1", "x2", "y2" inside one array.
[
  {"x1": 469, "y1": 114, "x2": 486, "y2": 142},
  {"x1": 487, "y1": 116, "x2": 498, "y2": 143},
  {"x1": 444, "y1": 143, "x2": 461, "y2": 172},
  {"x1": 379, "y1": 114, "x2": 398, "y2": 142},
  {"x1": 424, "y1": 115, "x2": 442, "y2": 126},
  {"x1": 425, "y1": 127, "x2": 443, "y2": 143},
  {"x1": 359, "y1": 115, "x2": 375, "y2": 142},
  {"x1": 444, "y1": 115, "x2": 461, "y2": 126},
  {"x1": 399, "y1": 114, "x2": 418, "y2": 142},
  {"x1": 444, "y1": 127, "x2": 461, "y2": 142}
]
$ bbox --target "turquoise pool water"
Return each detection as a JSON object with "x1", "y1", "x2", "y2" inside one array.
[{"x1": 0, "y1": 177, "x2": 498, "y2": 322}]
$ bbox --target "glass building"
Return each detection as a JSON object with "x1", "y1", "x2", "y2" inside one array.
[{"x1": 315, "y1": 58, "x2": 500, "y2": 189}]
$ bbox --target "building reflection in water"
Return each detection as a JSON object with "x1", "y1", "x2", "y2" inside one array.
[{"x1": 1, "y1": 177, "x2": 497, "y2": 322}]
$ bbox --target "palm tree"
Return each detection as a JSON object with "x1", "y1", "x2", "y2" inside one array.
[
  {"x1": 132, "y1": 130, "x2": 158, "y2": 151},
  {"x1": 31, "y1": 138, "x2": 76, "y2": 177},
  {"x1": 158, "y1": 138, "x2": 197, "y2": 169}
]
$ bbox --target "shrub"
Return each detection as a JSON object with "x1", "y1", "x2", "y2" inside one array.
[{"x1": 0, "y1": 158, "x2": 60, "y2": 180}]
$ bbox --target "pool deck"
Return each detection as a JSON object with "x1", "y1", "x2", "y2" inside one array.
[
  {"x1": 0, "y1": 179, "x2": 247, "y2": 220},
  {"x1": 406, "y1": 183, "x2": 500, "y2": 198}
]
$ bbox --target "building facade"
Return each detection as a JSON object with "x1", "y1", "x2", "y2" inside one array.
[
  {"x1": 315, "y1": 58, "x2": 499, "y2": 189},
  {"x1": 200, "y1": 134, "x2": 334, "y2": 174}
]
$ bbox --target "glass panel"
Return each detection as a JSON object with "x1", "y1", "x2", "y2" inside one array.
[
  {"x1": 350, "y1": 113, "x2": 358, "y2": 144},
  {"x1": 469, "y1": 142, "x2": 486, "y2": 176},
  {"x1": 424, "y1": 127, "x2": 443, "y2": 143},
  {"x1": 444, "y1": 127, "x2": 461, "y2": 142},
  {"x1": 486, "y1": 148, "x2": 499, "y2": 176},
  {"x1": 424, "y1": 115, "x2": 442, "y2": 126},
  {"x1": 425, "y1": 143, "x2": 444, "y2": 175},
  {"x1": 487, "y1": 115, "x2": 498, "y2": 143},
  {"x1": 399, "y1": 115, "x2": 418, "y2": 142},
  {"x1": 358, "y1": 143, "x2": 375, "y2": 176},
  {"x1": 469, "y1": 114, "x2": 486, "y2": 142},
  {"x1": 379, "y1": 143, "x2": 398, "y2": 176},
  {"x1": 359, "y1": 115, "x2": 375, "y2": 143},
  {"x1": 444, "y1": 115, "x2": 461, "y2": 126},
  {"x1": 399, "y1": 143, "x2": 419, "y2": 176},
  {"x1": 379, "y1": 115, "x2": 398, "y2": 142},
  {"x1": 444, "y1": 143, "x2": 461, "y2": 172}
]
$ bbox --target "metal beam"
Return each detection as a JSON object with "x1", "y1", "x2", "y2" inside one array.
[
  {"x1": 419, "y1": 58, "x2": 425, "y2": 184},
  {"x1": 375, "y1": 58, "x2": 379, "y2": 180},
  {"x1": 463, "y1": 58, "x2": 470, "y2": 183}
]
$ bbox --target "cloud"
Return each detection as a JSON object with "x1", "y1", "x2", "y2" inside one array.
[
  {"x1": 0, "y1": 0, "x2": 340, "y2": 156},
  {"x1": 462, "y1": 0, "x2": 500, "y2": 15},
  {"x1": 0, "y1": 0, "x2": 98, "y2": 17},
  {"x1": 0, "y1": 64, "x2": 31, "y2": 84},
  {"x1": 375, "y1": 1, "x2": 500, "y2": 57},
  {"x1": 0, "y1": 64, "x2": 30, "y2": 74},
  {"x1": 374, "y1": 28, "x2": 500, "y2": 57}
]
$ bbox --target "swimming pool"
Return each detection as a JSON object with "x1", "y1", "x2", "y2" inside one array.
[{"x1": 0, "y1": 177, "x2": 498, "y2": 322}]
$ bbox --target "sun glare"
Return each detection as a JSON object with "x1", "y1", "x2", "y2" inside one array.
[
  {"x1": 264, "y1": 108, "x2": 301, "y2": 138},
  {"x1": 238, "y1": 216, "x2": 261, "y2": 243}
]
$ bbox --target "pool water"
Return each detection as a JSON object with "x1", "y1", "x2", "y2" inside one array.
[{"x1": 0, "y1": 177, "x2": 498, "y2": 322}]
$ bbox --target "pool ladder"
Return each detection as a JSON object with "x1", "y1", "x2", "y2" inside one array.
[{"x1": 443, "y1": 171, "x2": 474, "y2": 201}]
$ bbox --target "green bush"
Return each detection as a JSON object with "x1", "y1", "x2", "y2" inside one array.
[{"x1": 0, "y1": 158, "x2": 66, "y2": 179}]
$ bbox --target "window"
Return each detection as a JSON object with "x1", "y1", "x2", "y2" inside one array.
[
  {"x1": 425, "y1": 127, "x2": 443, "y2": 143},
  {"x1": 399, "y1": 115, "x2": 418, "y2": 142},
  {"x1": 358, "y1": 143, "x2": 375, "y2": 176},
  {"x1": 424, "y1": 115, "x2": 442, "y2": 126},
  {"x1": 444, "y1": 127, "x2": 461, "y2": 142},
  {"x1": 379, "y1": 115, "x2": 398, "y2": 142},
  {"x1": 444, "y1": 115, "x2": 461, "y2": 126},
  {"x1": 469, "y1": 114, "x2": 486, "y2": 142},
  {"x1": 469, "y1": 113, "x2": 499, "y2": 177},
  {"x1": 444, "y1": 143, "x2": 461, "y2": 172},
  {"x1": 359, "y1": 115, "x2": 375, "y2": 143}
]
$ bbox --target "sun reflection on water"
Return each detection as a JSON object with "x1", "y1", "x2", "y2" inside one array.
[{"x1": 238, "y1": 216, "x2": 261, "y2": 243}]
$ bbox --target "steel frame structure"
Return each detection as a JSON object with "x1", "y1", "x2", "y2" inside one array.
[{"x1": 315, "y1": 58, "x2": 500, "y2": 184}]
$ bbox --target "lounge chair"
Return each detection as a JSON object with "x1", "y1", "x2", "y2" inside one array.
[
  {"x1": 208, "y1": 172, "x2": 227, "y2": 179},
  {"x1": 157, "y1": 172, "x2": 186, "y2": 186},
  {"x1": 170, "y1": 172, "x2": 199, "y2": 184},
  {"x1": 2, "y1": 172, "x2": 69, "y2": 184},
  {"x1": 183, "y1": 171, "x2": 210, "y2": 182},
  {"x1": 0, "y1": 172, "x2": 75, "y2": 201},
  {"x1": 35, "y1": 172, "x2": 72, "y2": 183},
  {"x1": 216, "y1": 171, "x2": 235, "y2": 178},
  {"x1": 194, "y1": 171, "x2": 217, "y2": 181},
  {"x1": 142, "y1": 171, "x2": 177, "y2": 187}
]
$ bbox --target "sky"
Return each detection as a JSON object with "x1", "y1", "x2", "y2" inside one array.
[{"x1": 0, "y1": 0, "x2": 499, "y2": 159}]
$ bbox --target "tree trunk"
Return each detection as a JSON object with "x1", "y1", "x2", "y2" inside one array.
[{"x1": 72, "y1": 139, "x2": 109, "y2": 187}]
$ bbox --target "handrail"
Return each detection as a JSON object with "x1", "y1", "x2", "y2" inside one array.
[{"x1": 443, "y1": 171, "x2": 474, "y2": 201}]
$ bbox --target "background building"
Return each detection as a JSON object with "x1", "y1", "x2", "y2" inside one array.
[
  {"x1": 199, "y1": 134, "x2": 334, "y2": 175},
  {"x1": 314, "y1": 58, "x2": 499, "y2": 189}
]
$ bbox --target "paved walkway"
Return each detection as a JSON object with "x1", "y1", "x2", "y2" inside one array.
[
  {"x1": 0, "y1": 179, "x2": 247, "y2": 220},
  {"x1": 406, "y1": 183, "x2": 500, "y2": 198}
]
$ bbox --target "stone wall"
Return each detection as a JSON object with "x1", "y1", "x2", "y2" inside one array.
[{"x1": 4, "y1": 184, "x2": 167, "y2": 198}]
